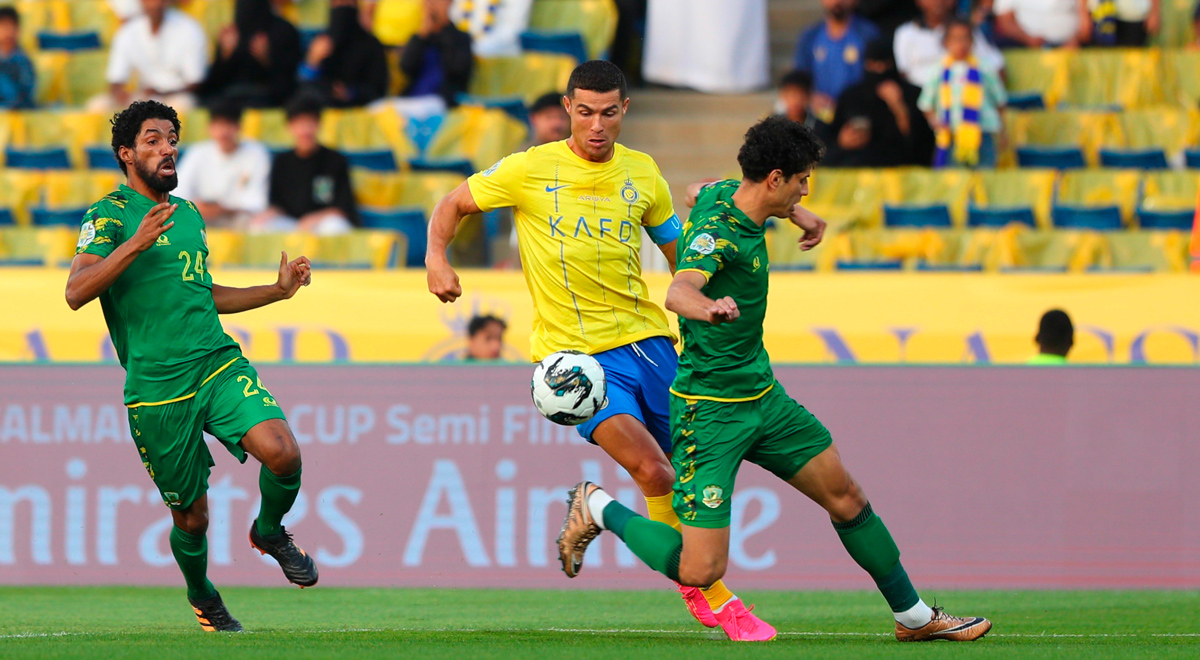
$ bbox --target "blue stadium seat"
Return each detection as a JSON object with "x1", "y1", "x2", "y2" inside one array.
[
  {"x1": 5, "y1": 147, "x2": 72, "y2": 169},
  {"x1": 915, "y1": 262, "x2": 985, "y2": 272},
  {"x1": 1098, "y1": 148, "x2": 1169, "y2": 170},
  {"x1": 519, "y1": 31, "x2": 588, "y2": 65},
  {"x1": 32, "y1": 206, "x2": 89, "y2": 226},
  {"x1": 1016, "y1": 146, "x2": 1086, "y2": 169},
  {"x1": 0, "y1": 209, "x2": 14, "y2": 226},
  {"x1": 37, "y1": 31, "x2": 103, "y2": 51},
  {"x1": 967, "y1": 206, "x2": 1037, "y2": 228},
  {"x1": 456, "y1": 94, "x2": 529, "y2": 124},
  {"x1": 1006, "y1": 92, "x2": 1045, "y2": 110},
  {"x1": 404, "y1": 113, "x2": 446, "y2": 153},
  {"x1": 86, "y1": 145, "x2": 120, "y2": 170},
  {"x1": 1137, "y1": 209, "x2": 1193, "y2": 230},
  {"x1": 345, "y1": 149, "x2": 399, "y2": 172},
  {"x1": 358, "y1": 207, "x2": 428, "y2": 266},
  {"x1": 410, "y1": 157, "x2": 475, "y2": 177},
  {"x1": 835, "y1": 260, "x2": 904, "y2": 271},
  {"x1": 882, "y1": 204, "x2": 953, "y2": 228},
  {"x1": 1186, "y1": 149, "x2": 1200, "y2": 169},
  {"x1": 1052, "y1": 205, "x2": 1123, "y2": 230}
]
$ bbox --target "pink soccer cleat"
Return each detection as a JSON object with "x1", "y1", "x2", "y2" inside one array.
[
  {"x1": 713, "y1": 598, "x2": 776, "y2": 642},
  {"x1": 676, "y1": 583, "x2": 719, "y2": 628}
]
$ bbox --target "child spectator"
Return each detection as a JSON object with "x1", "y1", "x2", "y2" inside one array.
[
  {"x1": 919, "y1": 19, "x2": 1007, "y2": 168},
  {"x1": 0, "y1": 6, "x2": 34, "y2": 109}
]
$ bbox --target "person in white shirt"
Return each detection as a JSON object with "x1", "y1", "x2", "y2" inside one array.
[
  {"x1": 895, "y1": 0, "x2": 1004, "y2": 88},
  {"x1": 449, "y1": 0, "x2": 531, "y2": 57},
  {"x1": 1086, "y1": 0, "x2": 1160, "y2": 46},
  {"x1": 174, "y1": 101, "x2": 272, "y2": 230},
  {"x1": 90, "y1": 0, "x2": 207, "y2": 111},
  {"x1": 994, "y1": 0, "x2": 1091, "y2": 47}
]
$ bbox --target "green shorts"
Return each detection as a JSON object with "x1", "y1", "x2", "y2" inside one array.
[
  {"x1": 127, "y1": 354, "x2": 286, "y2": 510},
  {"x1": 671, "y1": 382, "x2": 832, "y2": 528}
]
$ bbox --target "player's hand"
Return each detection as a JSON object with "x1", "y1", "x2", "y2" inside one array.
[
  {"x1": 131, "y1": 202, "x2": 176, "y2": 252},
  {"x1": 707, "y1": 296, "x2": 739, "y2": 325},
  {"x1": 685, "y1": 179, "x2": 720, "y2": 208},
  {"x1": 427, "y1": 260, "x2": 462, "y2": 303},
  {"x1": 789, "y1": 205, "x2": 826, "y2": 251},
  {"x1": 276, "y1": 251, "x2": 312, "y2": 300}
]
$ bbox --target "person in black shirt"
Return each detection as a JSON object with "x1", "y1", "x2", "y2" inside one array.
[
  {"x1": 254, "y1": 96, "x2": 358, "y2": 234},
  {"x1": 298, "y1": 0, "x2": 389, "y2": 108},
  {"x1": 199, "y1": 0, "x2": 302, "y2": 108},
  {"x1": 399, "y1": 0, "x2": 473, "y2": 107},
  {"x1": 825, "y1": 39, "x2": 933, "y2": 167}
]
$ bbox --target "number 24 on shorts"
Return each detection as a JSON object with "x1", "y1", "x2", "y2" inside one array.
[{"x1": 237, "y1": 374, "x2": 278, "y2": 407}]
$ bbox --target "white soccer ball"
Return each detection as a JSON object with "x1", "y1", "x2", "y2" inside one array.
[{"x1": 531, "y1": 350, "x2": 608, "y2": 426}]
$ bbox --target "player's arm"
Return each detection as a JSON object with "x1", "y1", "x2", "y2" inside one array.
[
  {"x1": 658, "y1": 240, "x2": 678, "y2": 276},
  {"x1": 790, "y1": 204, "x2": 826, "y2": 251},
  {"x1": 65, "y1": 202, "x2": 176, "y2": 310},
  {"x1": 664, "y1": 270, "x2": 739, "y2": 325},
  {"x1": 426, "y1": 180, "x2": 483, "y2": 303},
  {"x1": 684, "y1": 179, "x2": 721, "y2": 208},
  {"x1": 212, "y1": 251, "x2": 312, "y2": 314}
]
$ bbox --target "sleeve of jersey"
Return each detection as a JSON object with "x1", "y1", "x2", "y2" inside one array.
[
  {"x1": 466, "y1": 152, "x2": 527, "y2": 212},
  {"x1": 75, "y1": 204, "x2": 124, "y2": 258},
  {"x1": 676, "y1": 222, "x2": 738, "y2": 281},
  {"x1": 642, "y1": 173, "x2": 682, "y2": 246}
]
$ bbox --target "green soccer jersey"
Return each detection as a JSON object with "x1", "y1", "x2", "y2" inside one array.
[
  {"x1": 76, "y1": 185, "x2": 239, "y2": 406},
  {"x1": 671, "y1": 179, "x2": 774, "y2": 401}
]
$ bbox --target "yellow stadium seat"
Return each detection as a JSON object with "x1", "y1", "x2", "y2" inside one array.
[
  {"x1": 0, "y1": 169, "x2": 45, "y2": 225},
  {"x1": 63, "y1": 50, "x2": 113, "y2": 107},
  {"x1": 9, "y1": 110, "x2": 108, "y2": 169},
  {"x1": 1107, "y1": 107, "x2": 1200, "y2": 157},
  {"x1": 1057, "y1": 169, "x2": 1142, "y2": 224},
  {"x1": 768, "y1": 221, "x2": 841, "y2": 271},
  {"x1": 468, "y1": 53, "x2": 577, "y2": 104},
  {"x1": 1141, "y1": 171, "x2": 1200, "y2": 212},
  {"x1": 239, "y1": 232, "x2": 320, "y2": 268},
  {"x1": 804, "y1": 169, "x2": 885, "y2": 229},
  {"x1": 66, "y1": 0, "x2": 120, "y2": 45},
  {"x1": 529, "y1": 0, "x2": 618, "y2": 60},
  {"x1": 1098, "y1": 231, "x2": 1190, "y2": 272},
  {"x1": 29, "y1": 51, "x2": 66, "y2": 105},
  {"x1": 202, "y1": 228, "x2": 243, "y2": 269},
  {"x1": 1006, "y1": 110, "x2": 1118, "y2": 167},
  {"x1": 1001, "y1": 49, "x2": 1070, "y2": 108},
  {"x1": 13, "y1": 0, "x2": 71, "y2": 53},
  {"x1": 0, "y1": 226, "x2": 75, "y2": 265},
  {"x1": 1164, "y1": 50, "x2": 1200, "y2": 108},
  {"x1": 1062, "y1": 49, "x2": 1163, "y2": 108},
  {"x1": 242, "y1": 109, "x2": 291, "y2": 147},
  {"x1": 1153, "y1": 0, "x2": 1198, "y2": 48},
  {"x1": 880, "y1": 168, "x2": 973, "y2": 227},
  {"x1": 352, "y1": 171, "x2": 465, "y2": 213},
  {"x1": 1003, "y1": 230, "x2": 1105, "y2": 272},
  {"x1": 177, "y1": 108, "x2": 211, "y2": 145},
  {"x1": 311, "y1": 230, "x2": 405, "y2": 269},
  {"x1": 973, "y1": 169, "x2": 1058, "y2": 229},
  {"x1": 0, "y1": 110, "x2": 19, "y2": 157},
  {"x1": 42, "y1": 171, "x2": 122, "y2": 209},
  {"x1": 319, "y1": 107, "x2": 417, "y2": 165},
  {"x1": 178, "y1": 0, "x2": 234, "y2": 40},
  {"x1": 424, "y1": 106, "x2": 527, "y2": 170}
]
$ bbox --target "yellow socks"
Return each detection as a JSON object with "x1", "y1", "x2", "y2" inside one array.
[{"x1": 643, "y1": 494, "x2": 735, "y2": 611}]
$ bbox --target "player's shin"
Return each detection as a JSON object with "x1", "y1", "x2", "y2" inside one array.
[
  {"x1": 591, "y1": 490, "x2": 683, "y2": 582},
  {"x1": 833, "y1": 503, "x2": 933, "y2": 628},
  {"x1": 256, "y1": 465, "x2": 302, "y2": 537},
  {"x1": 170, "y1": 525, "x2": 217, "y2": 602},
  {"x1": 646, "y1": 493, "x2": 734, "y2": 610}
]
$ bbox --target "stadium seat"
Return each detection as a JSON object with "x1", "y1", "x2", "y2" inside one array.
[
  {"x1": 4, "y1": 146, "x2": 71, "y2": 169},
  {"x1": 358, "y1": 207, "x2": 427, "y2": 266},
  {"x1": 0, "y1": 169, "x2": 45, "y2": 224},
  {"x1": 1015, "y1": 146, "x2": 1086, "y2": 170},
  {"x1": 64, "y1": 0, "x2": 120, "y2": 45},
  {"x1": 1186, "y1": 149, "x2": 1200, "y2": 169},
  {"x1": 1005, "y1": 92, "x2": 1045, "y2": 111},
  {"x1": 1111, "y1": 107, "x2": 1200, "y2": 160},
  {"x1": 1005, "y1": 230, "x2": 1104, "y2": 272},
  {"x1": 85, "y1": 145, "x2": 119, "y2": 170},
  {"x1": 1098, "y1": 148, "x2": 1169, "y2": 170},
  {"x1": 1098, "y1": 231, "x2": 1189, "y2": 271},
  {"x1": 1164, "y1": 49, "x2": 1200, "y2": 108},
  {"x1": 882, "y1": 204, "x2": 952, "y2": 228},
  {"x1": 972, "y1": 169, "x2": 1057, "y2": 228},
  {"x1": 915, "y1": 262, "x2": 984, "y2": 272},
  {"x1": 345, "y1": 149, "x2": 399, "y2": 172},
  {"x1": 36, "y1": 31, "x2": 102, "y2": 51},
  {"x1": 1137, "y1": 209, "x2": 1194, "y2": 230},
  {"x1": 528, "y1": 0, "x2": 618, "y2": 60},
  {"x1": 13, "y1": 0, "x2": 71, "y2": 54},
  {"x1": 351, "y1": 171, "x2": 466, "y2": 212},
  {"x1": 238, "y1": 233, "x2": 320, "y2": 269},
  {"x1": 201, "y1": 228, "x2": 243, "y2": 269},
  {"x1": 880, "y1": 168, "x2": 973, "y2": 226},
  {"x1": 804, "y1": 169, "x2": 886, "y2": 228},
  {"x1": 42, "y1": 170, "x2": 122, "y2": 209},
  {"x1": 410, "y1": 157, "x2": 475, "y2": 177},
  {"x1": 469, "y1": 53, "x2": 577, "y2": 104},
  {"x1": 456, "y1": 95, "x2": 529, "y2": 124},
  {"x1": 1007, "y1": 110, "x2": 1117, "y2": 166},
  {"x1": 61, "y1": 50, "x2": 111, "y2": 106},
  {"x1": 424, "y1": 106, "x2": 528, "y2": 171},
  {"x1": 1062, "y1": 49, "x2": 1163, "y2": 108},
  {"x1": 242, "y1": 109, "x2": 291, "y2": 148},
  {"x1": 0, "y1": 226, "x2": 75, "y2": 266},
  {"x1": 1154, "y1": 0, "x2": 1199, "y2": 48},
  {"x1": 0, "y1": 208, "x2": 13, "y2": 226},
  {"x1": 967, "y1": 207, "x2": 1037, "y2": 228},
  {"x1": 1057, "y1": 169, "x2": 1141, "y2": 223},
  {"x1": 307, "y1": 230, "x2": 405, "y2": 269},
  {"x1": 1141, "y1": 171, "x2": 1200, "y2": 215},
  {"x1": 1001, "y1": 49, "x2": 1070, "y2": 109},
  {"x1": 1052, "y1": 205, "x2": 1123, "y2": 230},
  {"x1": 835, "y1": 260, "x2": 904, "y2": 271},
  {"x1": 31, "y1": 207, "x2": 87, "y2": 226},
  {"x1": 520, "y1": 31, "x2": 587, "y2": 64}
]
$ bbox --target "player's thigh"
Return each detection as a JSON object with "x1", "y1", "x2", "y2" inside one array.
[
  {"x1": 128, "y1": 399, "x2": 213, "y2": 511},
  {"x1": 202, "y1": 359, "x2": 292, "y2": 468},
  {"x1": 592, "y1": 414, "x2": 674, "y2": 497},
  {"x1": 671, "y1": 395, "x2": 755, "y2": 529},
  {"x1": 785, "y1": 444, "x2": 867, "y2": 523},
  {"x1": 746, "y1": 384, "x2": 833, "y2": 483},
  {"x1": 678, "y1": 524, "x2": 732, "y2": 587},
  {"x1": 633, "y1": 336, "x2": 678, "y2": 455}
]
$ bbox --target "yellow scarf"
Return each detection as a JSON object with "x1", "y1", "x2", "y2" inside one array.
[{"x1": 935, "y1": 55, "x2": 983, "y2": 167}]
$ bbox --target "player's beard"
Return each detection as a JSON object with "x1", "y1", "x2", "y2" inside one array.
[{"x1": 134, "y1": 157, "x2": 178, "y2": 194}]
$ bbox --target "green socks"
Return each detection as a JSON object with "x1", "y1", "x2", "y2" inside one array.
[
  {"x1": 170, "y1": 526, "x2": 217, "y2": 602},
  {"x1": 833, "y1": 503, "x2": 920, "y2": 612},
  {"x1": 256, "y1": 466, "x2": 302, "y2": 537},
  {"x1": 602, "y1": 501, "x2": 683, "y2": 582}
]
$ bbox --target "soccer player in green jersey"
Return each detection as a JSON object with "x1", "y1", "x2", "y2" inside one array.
[
  {"x1": 65, "y1": 101, "x2": 319, "y2": 632},
  {"x1": 558, "y1": 117, "x2": 992, "y2": 642}
]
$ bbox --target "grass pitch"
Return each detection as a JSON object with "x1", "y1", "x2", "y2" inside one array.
[{"x1": 1, "y1": 587, "x2": 1197, "y2": 659}]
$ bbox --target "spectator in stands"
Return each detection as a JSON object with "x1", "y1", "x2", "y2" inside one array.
[
  {"x1": 200, "y1": 0, "x2": 303, "y2": 108},
  {"x1": 463, "y1": 315, "x2": 507, "y2": 361},
  {"x1": 0, "y1": 6, "x2": 34, "y2": 109},
  {"x1": 451, "y1": 0, "x2": 532, "y2": 57},
  {"x1": 894, "y1": 0, "x2": 1004, "y2": 88},
  {"x1": 254, "y1": 96, "x2": 359, "y2": 235},
  {"x1": 774, "y1": 70, "x2": 834, "y2": 146},
  {"x1": 108, "y1": 0, "x2": 143, "y2": 22},
  {"x1": 400, "y1": 0, "x2": 473, "y2": 106},
  {"x1": 299, "y1": 0, "x2": 390, "y2": 108},
  {"x1": 1087, "y1": 0, "x2": 1160, "y2": 46},
  {"x1": 528, "y1": 92, "x2": 569, "y2": 146},
  {"x1": 993, "y1": 0, "x2": 1090, "y2": 48},
  {"x1": 856, "y1": 0, "x2": 920, "y2": 39},
  {"x1": 794, "y1": 0, "x2": 882, "y2": 121},
  {"x1": 175, "y1": 102, "x2": 272, "y2": 229},
  {"x1": 826, "y1": 40, "x2": 933, "y2": 167},
  {"x1": 92, "y1": 0, "x2": 208, "y2": 111},
  {"x1": 919, "y1": 19, "x2": 1007, "y2": 168},
  {"x1": 1030, "y1": 309, "x2": 1073, "y2": 364}
]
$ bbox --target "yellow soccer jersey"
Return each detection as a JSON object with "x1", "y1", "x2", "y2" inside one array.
[{"x1": 468, "y1": 140, "x2": 682, "y2": 361}]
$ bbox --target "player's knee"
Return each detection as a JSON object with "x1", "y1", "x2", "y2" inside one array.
[
  {"x1": 678, "y1": 557, "x2": 727, "y2": 588},
  {"x1": 270, "y1": 440, "x2": 302, "y2": 475},
  {"x1": 828, "y1": 478, "x2": 869, "y2": 523},
  {"x1": 176, "y1": 508, "x2": 208, "y2": 536},
  {"x1": 630, "y1": 458, "x2": 674, "y2": 495}
]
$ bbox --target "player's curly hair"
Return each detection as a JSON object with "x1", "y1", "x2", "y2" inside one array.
[
  {"x1": 737, "y1": 116, "x2": 825, "y2": 183},
  {"x1": 110, "y1": 100, "x2": 180, "y2": 175}
]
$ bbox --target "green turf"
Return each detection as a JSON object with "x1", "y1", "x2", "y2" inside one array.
[{"x1": 0, "y1": 587, "x2": 1197, "y2": 659}]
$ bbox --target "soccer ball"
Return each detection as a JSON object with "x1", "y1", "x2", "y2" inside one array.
[{"x1": 531, "y1": 350, "x2": 607, "y2": 426}]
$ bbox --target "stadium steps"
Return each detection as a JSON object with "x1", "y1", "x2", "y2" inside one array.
[{"x1": 768, "y1": 0, "x2": 823, "y2": 80}]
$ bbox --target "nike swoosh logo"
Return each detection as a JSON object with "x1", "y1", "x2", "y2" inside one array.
[{"x1": 545, "y1": 184, "x2": 569, "y2": 193}]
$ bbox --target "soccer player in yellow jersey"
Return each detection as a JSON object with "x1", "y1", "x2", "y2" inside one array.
[{"x1": 425, "y1": 61, "x2": 772, "y2": 639}]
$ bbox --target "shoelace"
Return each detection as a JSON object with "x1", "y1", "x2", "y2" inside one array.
[
  {"x1": 272, "y1": 528, "x2": 306, "y2": 561},
  {"x1": 930, "y1": 606, "x2": 968, "y2": 625}
]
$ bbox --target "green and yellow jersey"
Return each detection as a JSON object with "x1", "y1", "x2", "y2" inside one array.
[
  {"x1": 76, "y1": 184, "x2": 240, "y2": 407},
  {"x1": 671, "y1": 179, "x2": 774, "y2": 402}
]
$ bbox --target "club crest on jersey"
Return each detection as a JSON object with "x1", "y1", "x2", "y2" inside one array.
[
  {"x1": 481, "y1": 157, "x2": 504, "y2": 177},
  {"x1": 76, "y1": 221, "x2": 96, "y2": 249},
  {"x1": 155, "y1": 234, "x2": 171, "y2": 246},
  {"x1": 689, "y1": 233, "x2": 716, "y2": 255},
  {"x1": 620, "y1": 178, "x2": 639, "y2": 204},
  {"x1": 702, "y1": 485, "x2": 724, "y2": 509}
]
